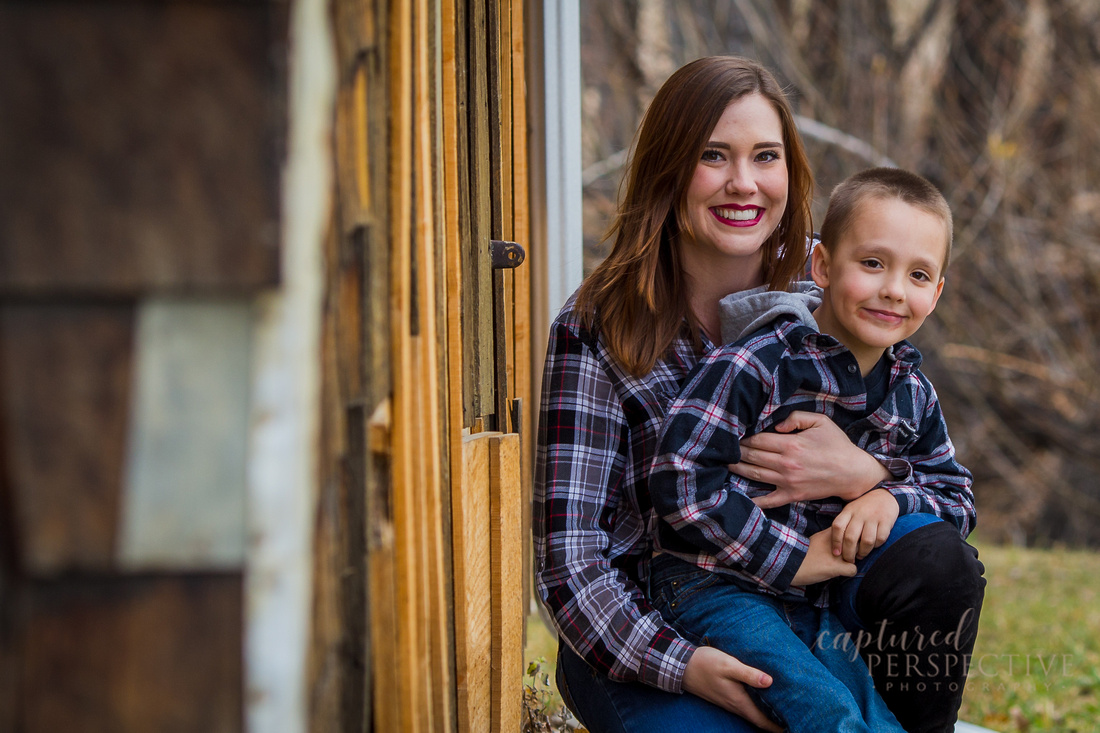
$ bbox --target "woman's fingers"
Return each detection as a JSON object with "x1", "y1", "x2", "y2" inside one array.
[
  {"x1": 749, "y1": 487, "x2": 797, "y2": 509},
  {"x1": 682, "y1": 647, "x2": 782, "y2": 732}
]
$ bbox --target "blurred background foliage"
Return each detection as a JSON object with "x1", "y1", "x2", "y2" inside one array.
[{"x1": 579, "y1": 0, "x2": 1100, "y2": 547}]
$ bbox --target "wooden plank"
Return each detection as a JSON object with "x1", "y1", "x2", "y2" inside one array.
[
  {"x1": 1, "y1": 305, "x2": 132, "y2": 574},
  {"x1": 454, "y1": 0, "x2": 477, "y2": 426},
  {"x1": 497, "y1": 0, "x2": 516, "y2": 430},
  {"x1": 433, "y1": 0, "x2": 464, "y2": 728},
  {"x1": 486, "y1": 0, "x2": 505, "y2": 239},
  {"x1": 489, "y1": 433, "x2": 523, "y2": 732},
  {"x1": 308, "y1": 201, "x2": 369, "y2": 732},
  {"x1": 418, "y1": 0, "x2": 457, "y2": 726},
  {"x1": 497, "y1": 0, "x2": 514, "y2": 242},
  {"x1": 360, "y1": 1, "x2": 392, "y2": 727},
  {"x1": 508, "y1": 0, "x2": 536, "y2": 630},
  {"x1": 16, "y1": 573, "x2": 242, "y2": 733},
  {"x1": 441, "y1": 0, "x2": 465, "y2": 517},
  {"x1": 414, "y1": 0, "x2": 456, "y2": 729},
  {"x1": 467, "y1": 0, "x2": 496, "y2": 424},
  {"x1": 0, "y1": 4, "x2": 281, "y2": 294},
  {"x1": 455, "y1": 434, "x2": 494, "y2": 733},
  {"x1": 388, "y1": 2, "x2": 430, "y2": 731}
]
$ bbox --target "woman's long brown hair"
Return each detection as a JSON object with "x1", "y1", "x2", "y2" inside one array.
[{"x1": 575, "y1": 56, "x2": 814, "y2": 376}]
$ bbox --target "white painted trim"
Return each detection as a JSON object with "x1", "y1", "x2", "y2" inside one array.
[
  {"x1": 541, "y1": 0, "x2": 584, "y2": 317},
  {"x1": 527, "y1": 0, "x2": 584, "y2": 396},
  {"x1": 244, "y1": 0, "x2": 334, "y2": 730}
]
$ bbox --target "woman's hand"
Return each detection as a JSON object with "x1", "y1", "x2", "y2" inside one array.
[
  {"x1": 731, "y1": 411, "x2": 891, "y2": 507},
  {"x1": 682, "y1": 646, "x2": 783, "y2": 732},
  {"x1": 830, "y1": 488, "x2": 900, "y2": 562}
]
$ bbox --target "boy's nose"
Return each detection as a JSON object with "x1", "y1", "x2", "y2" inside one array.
[{"x1": 880, "y1": 274, "x2": 906, "y2": 301}]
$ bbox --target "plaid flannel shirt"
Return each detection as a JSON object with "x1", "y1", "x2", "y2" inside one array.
[
  {"x1": 650, "y1": 316, "x2": 976, "y2": 604},
  {"x1": 534, "y1": 295, "x2": 708, "y2": 693}
]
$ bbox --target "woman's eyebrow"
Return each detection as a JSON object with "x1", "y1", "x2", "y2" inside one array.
[{"x1": 704, "y1": 140, "x2": 785, "y2": 150}]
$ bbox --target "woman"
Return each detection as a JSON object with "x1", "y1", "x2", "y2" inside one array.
[{"x1": 534, "y1": 56, "x2": 985, "y2": 733}]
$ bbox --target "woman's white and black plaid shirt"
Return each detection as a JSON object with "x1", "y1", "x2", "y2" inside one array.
[{"x1": 534, "y1": 294, "x2": 707, "y2": 693}]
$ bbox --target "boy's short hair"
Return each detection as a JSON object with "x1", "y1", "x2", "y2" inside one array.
[{"x1": 819, "y1": 167, "x2": 953, "y2": 270}]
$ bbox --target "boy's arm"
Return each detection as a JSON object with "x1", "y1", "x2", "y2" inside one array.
[
  {"x1": 875, "y1": 377, "x2": 976, "y2": 537},
  {"x1": 650, "y1": 348, "x2": 816, "y2": 594}
]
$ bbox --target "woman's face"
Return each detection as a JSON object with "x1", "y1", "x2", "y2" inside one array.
[{"x1": 679, "y1": 93, "x2": 789, "y2": 285}]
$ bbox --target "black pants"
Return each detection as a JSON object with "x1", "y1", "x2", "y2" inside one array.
[{"x1": 852, "y1": 520, "x2": 986, "y2": 732}]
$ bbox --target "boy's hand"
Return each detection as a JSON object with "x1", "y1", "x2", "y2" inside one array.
[
  {"x1": 831, "y1": 488, "x2": 900, "y2": 563},
  {"x1": 792, "y1": 528, "x2": 857, "y2": 585}
]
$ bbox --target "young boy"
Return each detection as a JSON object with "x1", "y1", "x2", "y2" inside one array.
[{"x1": 648, "y1": 167, "x2": 976, "y2": 732}]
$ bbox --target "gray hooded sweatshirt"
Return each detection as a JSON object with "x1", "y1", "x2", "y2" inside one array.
[{"x1": 718, "y1": 281, "x2": 823, "y2": 346}]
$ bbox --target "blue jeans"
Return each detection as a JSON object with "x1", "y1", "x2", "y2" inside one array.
[
  {"x1": 649, "y1": 554, "x2": 904, "y2": 733},
  {"x1": 556, "y1": 516, "x2": 982, "y2": 732},
  {"x1": 556, "y1": 641, "x2": 764, "y2": 733}
]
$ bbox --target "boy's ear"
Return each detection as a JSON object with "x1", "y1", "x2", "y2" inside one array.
[
  {"x1": 930, "y1": 276, "x2": 946, "y2": 311},
  {"x1": 810, "y1": 244, "x2": 830, "y2": 288}
]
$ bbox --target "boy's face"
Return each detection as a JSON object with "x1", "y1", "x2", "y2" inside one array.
[{"x1": 811, "y1": 196, "x2": 947, "y2": 371}]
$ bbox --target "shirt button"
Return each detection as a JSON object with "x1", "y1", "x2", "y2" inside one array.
[{"x1": 848, "y1": 364, "x2": 858, "y2": 374}]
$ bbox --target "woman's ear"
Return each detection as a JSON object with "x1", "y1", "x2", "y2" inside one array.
[{"x1": 810, "y1": 244, "x2": 830, "y2": 288}]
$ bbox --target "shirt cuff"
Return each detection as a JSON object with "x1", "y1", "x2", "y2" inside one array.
[
  {"x1": 873, "y1": 454, "x2": 912, "y2": 483},
  {"x1": 638, "y1": 631, "x2": 696, "y2": 693}
]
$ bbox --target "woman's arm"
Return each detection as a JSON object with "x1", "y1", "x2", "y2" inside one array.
[
  {"x1": 731, "y1": 411, "x2": 896, "y2": 507},
  {"x1": 535, "y1": 317, "x2": 695, "y2": 691}
]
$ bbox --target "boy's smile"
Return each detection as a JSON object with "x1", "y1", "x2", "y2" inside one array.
[{"x1": 811, "y1": 196, "x2": 947, "y2": 374}]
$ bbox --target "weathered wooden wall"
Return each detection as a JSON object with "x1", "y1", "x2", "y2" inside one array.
[
  {"x1": 0, "y1": 2, "x2": 287, "y2": 731},
  {"x1": 309, "y1": 0, "x2": 532, "y2": 731},
  {"x1": 0, "y1": 0, "x2": 533, "y2": 731}
]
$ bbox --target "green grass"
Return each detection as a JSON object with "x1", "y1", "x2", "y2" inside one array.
[
  {"x1": 525, "y1": 542, "x2": 1100, "y2": 732},
  {"x1": 957, "y1": 542, "x2": 1100, "y2": 732}
]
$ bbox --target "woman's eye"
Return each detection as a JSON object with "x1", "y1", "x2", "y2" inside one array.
[
  {"x1": 756, "y1": 149, "x2": 781, "y2": 163},
  {"x1": 701, "y1": 149, "x2": 724, "y2": 162}
]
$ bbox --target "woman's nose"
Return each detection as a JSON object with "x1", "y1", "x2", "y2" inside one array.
[{"x1": 725, "y1": 162, "x2": 758, "y2": 195}]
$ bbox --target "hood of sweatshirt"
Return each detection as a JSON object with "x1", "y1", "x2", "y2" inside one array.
[{"x1": 718, "y1": 281, "x2": 823, "y2": 345}]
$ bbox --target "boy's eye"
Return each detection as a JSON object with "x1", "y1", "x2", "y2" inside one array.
[
  {"x1": 860, "y1": 259, "x2": 883, "y2": 269},
  {"x1": 911, "y1": 271, "x2": 931, "y2": 282}
]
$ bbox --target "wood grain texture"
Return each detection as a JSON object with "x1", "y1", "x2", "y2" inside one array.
[
  {"x1": 16, "y1": 573, "x2": 243, "y2": 733},
  {"x1": 465, "y1": 0, "x2": 497, "y2": 424},
  {"x1": 414, "y1": 0, "x2": 457, "y2": 729},
  {"x1": 387, "y1": 3, "x2": 431, "y2": 731},
  {"x1": 489, "y1": 433, "x2": 523, "y2": 732},
  {"x1": 455, "y1": 433, "x2": 493, "y2": 733},
  {"x1": 1, "y1": 304, "x2": 133, "y2": 574},
  {"x1": 507, "y1": 0, "x2": 536, "y2": 614},
  {"x1": 0, "y1": 4, "x2": 283, "y2": 295}
]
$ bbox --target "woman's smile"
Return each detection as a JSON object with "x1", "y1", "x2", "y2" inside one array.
[{"x1": 711, "y1": 205, "x2": 765, "y2": 226}]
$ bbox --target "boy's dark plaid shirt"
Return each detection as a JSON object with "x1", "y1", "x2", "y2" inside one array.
[{"x1": 650, "y1": 316, "x2": 976, "y2": 603}]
